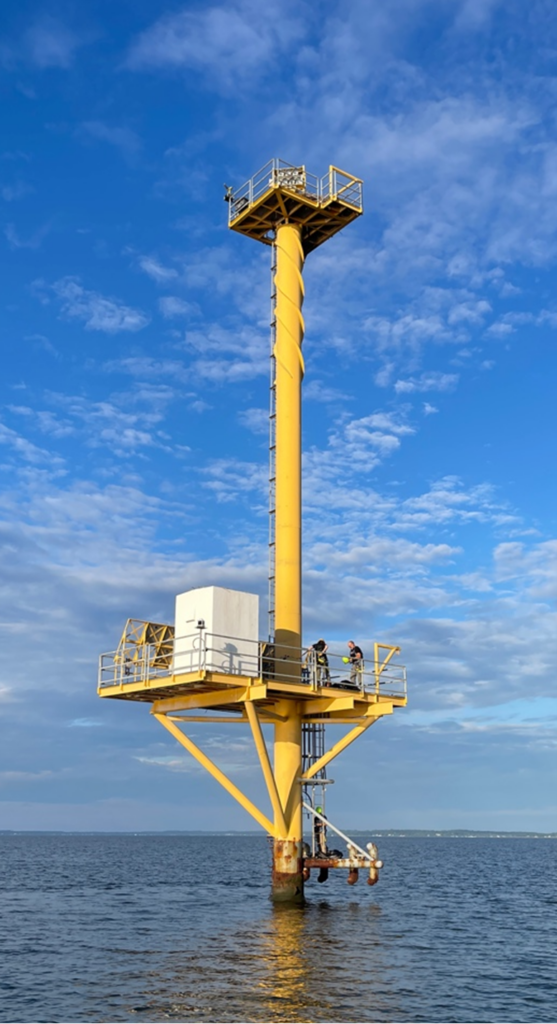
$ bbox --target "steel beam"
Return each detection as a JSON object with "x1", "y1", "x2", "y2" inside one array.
[
  {"x1": 245, "y1": 701, "x2": 287, "y2": 836},
  {"x1": 154, "y1": 713, "x2": 274, "y2": 835},
  {"x1": 302, "y1": 718, "x2": 377, "y2": 780}
]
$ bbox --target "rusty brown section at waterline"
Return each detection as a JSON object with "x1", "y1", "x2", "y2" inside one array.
[{"x1": 271, "y1": 839, "x2": 304, "y2": 903}]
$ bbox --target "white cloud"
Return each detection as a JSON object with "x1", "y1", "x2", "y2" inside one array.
[
  {"x1": 24, "y1": 18, "x2": 82, "y2": 68},
  {"x1": 393, "y1": 477, "x2": 514, "y2": 531},
  {"x1": 44, "y1": 387, "x2": 177, "y2": 455},
  {"x1": 448, "y1": 299, "x2": 491, "y2": 325},
  {"x1": 201, "y1": 458, "x2": 267, "y2": 503},
  {"x1": 126, "y1": 0, "x2": 305, "y2": 89},
  {"x1": 453, "y1": 0, "x2": 503, "y2": 30},
  {"x1": 158, "y1": 296, "x2": 194, "y2": 318},
  {"x1": 79, "y1": 121, "x2": 141, "y2": 158},
  {"x1": 304, "y1": 379, "x2": 351, "y2": 403},
  {"x1": 364, "y1": 312, "x2": 450, "y2": 353},
  {"x1": 184, "y1": 323, "x2": 268, "y2": 382},
  {"x1": 0, "y1": 420, "x2": 61, "y2": 465},
  {"x1": 1, "y1": 17, "x2": 88, "y2": 71},
  {"x1": 1, "y1": 181, "x2": 33, "y2": 201},
  {"x1": 136, "y1": 735, "x2": 257, "y2": 775},
  {"x1": 50, "y1": 277, "x2": 150, "y2": 333},
  {"x1": 0, "y1": 770, "x2": 53, "y2": 782},
  {"x1": 487, "y1": 321, "x2": 515, "y2": 336},
  {"x1": 5, "y1": 222, "x2": 50, "y2": 249},
  {"x1": 394, "y1": 372, "x2": 459, "y2": 393},
  {"x1": 105, "y1": 356, "x2": 189, "y2": 382},
  {"x1": 138, "y1": 257, "x2": 178, "y2": 283},
  {"x1": 238, "y1": 408, "x2": 269, "y2": 434}
]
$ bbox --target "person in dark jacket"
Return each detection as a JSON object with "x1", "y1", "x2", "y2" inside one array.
[
  {"x1": 347, "y1": 640, "x2": 364, "y2": 686},
  {"x1": 310, "y1": 638, "x2": 330, "y2": 685}
]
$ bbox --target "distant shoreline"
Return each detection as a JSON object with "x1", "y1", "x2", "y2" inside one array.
[{"x1": 1, "y1": 829, "x2": 556, "y2": 838}]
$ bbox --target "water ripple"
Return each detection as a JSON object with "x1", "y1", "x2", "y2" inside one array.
[{"x1": 0, "y1": 835, "x2": 555, "y2": 1022}]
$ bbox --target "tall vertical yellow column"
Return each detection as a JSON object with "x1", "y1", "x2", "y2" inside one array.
[
  {"x1": 272, "y1": 222, "x2": 305, "y2": 902},
  {"x1": 273, "y1": 222, "x2": 304, "y2": 657}
]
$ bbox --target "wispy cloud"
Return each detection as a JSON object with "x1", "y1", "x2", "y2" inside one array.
[
  {"x1": 394, "y1": 371, "x2": 459, "y2": 394},
  {"x1": 138, "y1": 256, "x2": 178, "y2": 283},
  {"x1": 79, "y1": 121, "x2": 142, "y2": 159},
  {"x1": 48, "y1": 277, "x2": 150, "y2": 333},
  {"x1": 0, "y1": 419, "x2": 62, "y2": 465},
  {"x1": 5, "y1": 222, "x2": 50, "y2": 249},
  {"x1": 126, "y1": 0, "x2": 305, "y2": 89},
  {"x1": 158, "y1": 296, "x2": 195, "y2": 318},
  {"x1": 1, "y1": 181, "x2": 34, "y2": 202},
  {"x1": 238, "y1": 407, "x2": 268, "y2": 435},
  {"x1": 1, "y1": 17, "x2": 87, "y2": 71}
]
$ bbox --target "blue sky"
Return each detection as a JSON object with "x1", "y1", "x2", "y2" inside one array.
[{"x1": 1, "y1": 0, "x2": 556, "y2": 833}]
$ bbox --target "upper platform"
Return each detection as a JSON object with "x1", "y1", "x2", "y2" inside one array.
[{"x1": 226, "y1": 159, "x2": 363, "y2": 253}]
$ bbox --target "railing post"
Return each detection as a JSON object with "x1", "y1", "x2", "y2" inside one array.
[{"x1": 374, "y1": 641, "x2": 379, "y2": 696}]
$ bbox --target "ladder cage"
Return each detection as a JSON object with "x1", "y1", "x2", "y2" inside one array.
[{"x1": 303, "y1": 722, "x2": 330, "y2": 856}]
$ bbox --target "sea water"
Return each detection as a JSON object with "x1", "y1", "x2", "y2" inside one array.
[{"x1": 0, "y1": 834, "x2": 555, "y2": 1023}]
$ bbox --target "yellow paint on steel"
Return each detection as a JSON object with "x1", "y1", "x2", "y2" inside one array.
[
  {"x1": 273, "y1": 699, "x2": 302, "y2": 839},
  {"x1": 245, "y1": 701, "x2": 287, "y2": 836},
  {"x1": 273, "y1": 222, "x2": 304, "y2": 659},
  {"x1": 300, "y1": 696, "x2": 356, "y2": 715},
  {"x1": 329, "y1": 165, "x2": 363, "y2": 184},
  {"x1": 167, "y1": 715, "x2": 249, "y2": 723},
  {"x1": 151, "y1": 684, "x2": 267, "y2": 715},
  {"x1": 154, "y1": 713, "x2": 275, "y2": 835},
  {"x1": 98, "y1": 672, "x2": 264, "y2": 700},
  {"x1": 374, "y1": 642, "x2": 401, "y2": 694},
  {"x1": 302, "y1": 718, "x2": 377, "y2": 780}
]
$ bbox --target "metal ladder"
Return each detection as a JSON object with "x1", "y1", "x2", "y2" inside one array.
[
  {"x1": 268, "y1": 243, "x2": 277, "y2": 641},
  {"x1": 302, "y1": 722, "x2": 332, "y2": 855}
]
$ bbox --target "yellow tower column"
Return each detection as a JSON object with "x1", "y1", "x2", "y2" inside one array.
[
  {"x1": 274, "y1": 221, "x2": 304, "y2": 653},
  {"x1": 272, "y1": 222, "x2": 305, "y2": 902}
]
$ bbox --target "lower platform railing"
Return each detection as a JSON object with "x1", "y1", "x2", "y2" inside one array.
[{"x1": 98, "y1": 629, "x2": 407, "y2": 699}]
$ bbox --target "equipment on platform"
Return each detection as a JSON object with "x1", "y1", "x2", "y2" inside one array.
[{"x1": 97, "y1": 158, "x2": 408, "y2": 902}]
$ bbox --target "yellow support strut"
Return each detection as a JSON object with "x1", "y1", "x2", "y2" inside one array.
[
  {"x1": 302, "y1": 717, "x2": 378, "y2": 781},
  {"x1": 245, "y1": 701, "x2": 287, "y2": 836},
  {"x1": 154, "y1": 713, "x2": 274, "y2": 835}
]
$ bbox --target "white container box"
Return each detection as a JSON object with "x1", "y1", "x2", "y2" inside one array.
[{"x1": 174, "y1": 586, "x2": 260, "y2": 678}]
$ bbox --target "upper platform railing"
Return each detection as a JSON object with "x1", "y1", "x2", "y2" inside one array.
[
  {"x1": 98, "y1": 629, "x2": 406, "y2": 701},
  {"x1": 226, "y1": 158, "x2": 363, "y2": 224}
]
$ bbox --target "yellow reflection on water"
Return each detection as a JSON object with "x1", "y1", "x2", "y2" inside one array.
[{"x1": 133, "y1": 896, "x2": 400, "y2": 1023}]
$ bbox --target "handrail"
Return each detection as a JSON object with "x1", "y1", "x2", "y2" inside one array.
[
  {"x1": 303, "y1": 802, "x2": 370, "y2": 860},
  {"x1": 98, "y1": 627, "x2": 406, "y2": 699},
  {"x1": 329, "y1": 164, "x2": 363, "y2": 184},
  {"x1": 228, "y1": 158, "x2": 363, "y2": 225}
]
